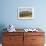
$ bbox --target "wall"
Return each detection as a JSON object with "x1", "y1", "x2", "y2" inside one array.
[{"x1": 0, "y1": 0, "x2": 46, "y2": 29}]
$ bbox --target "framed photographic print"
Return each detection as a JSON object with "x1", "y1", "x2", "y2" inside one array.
[{"x1": 17, "y1": 7, "x2": 34, "y2": 19}]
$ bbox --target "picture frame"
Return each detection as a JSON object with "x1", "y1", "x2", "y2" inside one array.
[{"x1": 17, "y1": 7, "x2": 34, "y2": 19}]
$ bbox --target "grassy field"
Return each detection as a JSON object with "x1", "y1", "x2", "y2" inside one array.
[{"x1": 19, "y1": 11, "x2": 32, "y2": 17}]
